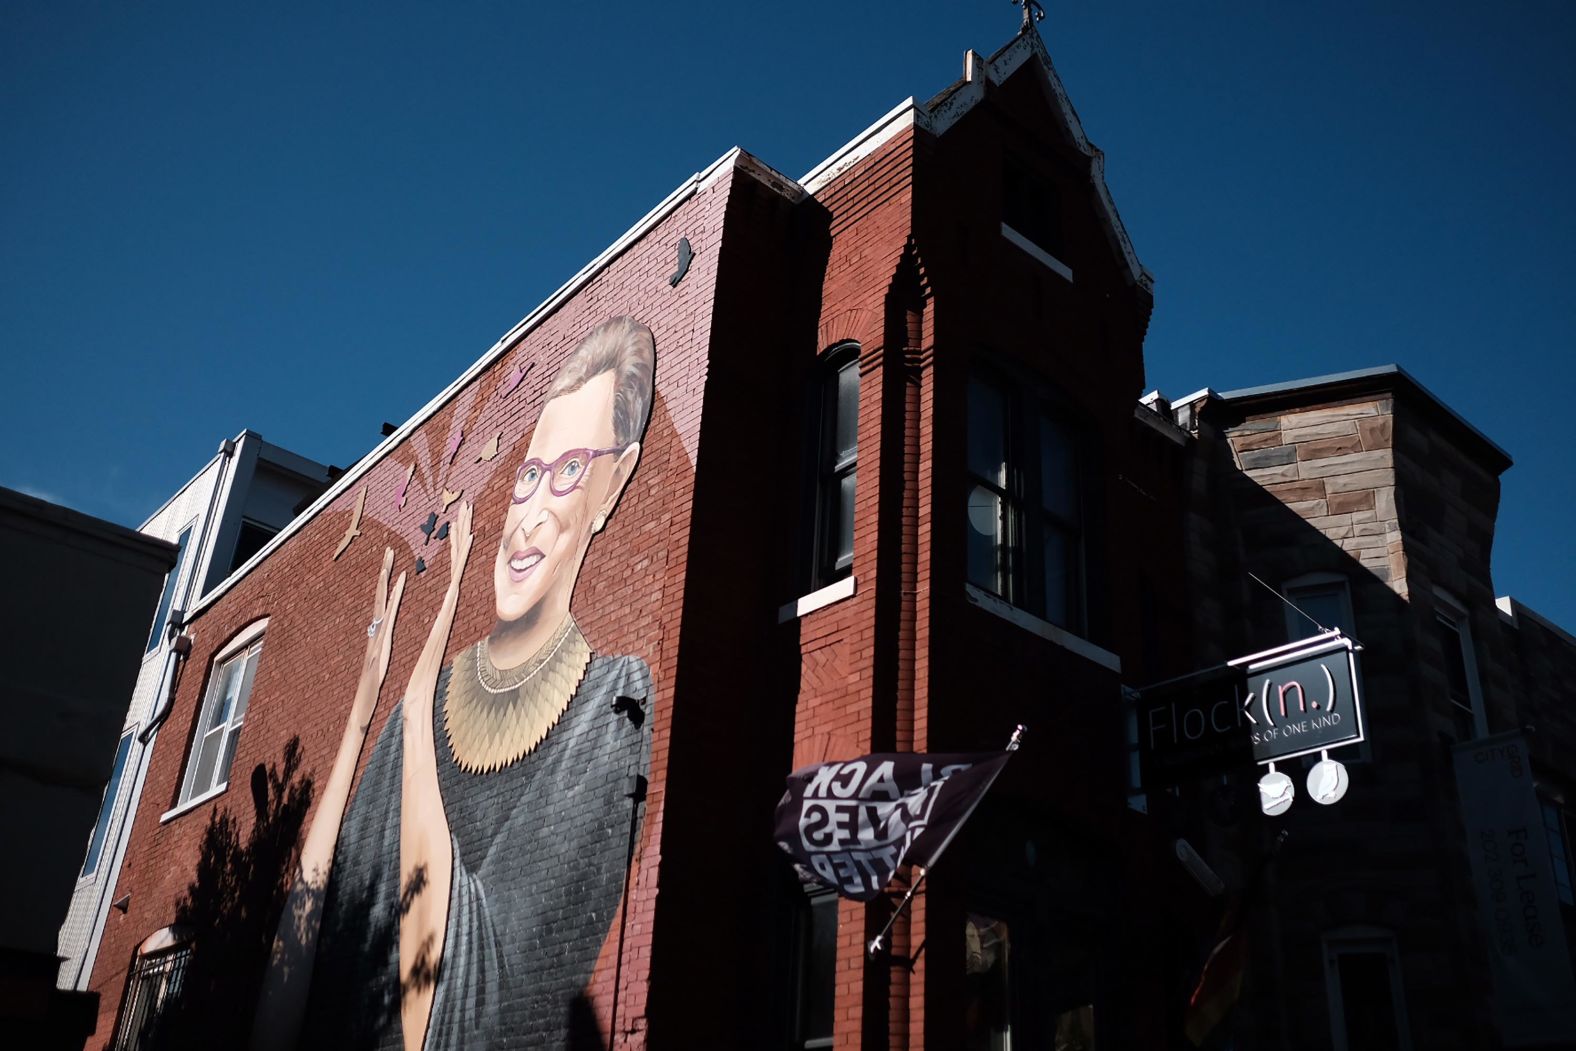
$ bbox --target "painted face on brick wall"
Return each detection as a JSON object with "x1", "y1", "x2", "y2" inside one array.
[{"x1": 490, "y1": 370, "x2": 637, "y2": 664}]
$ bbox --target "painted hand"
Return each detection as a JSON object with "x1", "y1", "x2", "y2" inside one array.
[
  {"x1": 354, "y1": 548, "x2": 407, "y2": 729},
  {"x1": 448, "y1": 500, "x2": 475, "y2": 591}
]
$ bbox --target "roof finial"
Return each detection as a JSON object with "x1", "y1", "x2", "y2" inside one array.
[{"x1": 1013, "y1": 0, "x2": 1044, "y2": 33}]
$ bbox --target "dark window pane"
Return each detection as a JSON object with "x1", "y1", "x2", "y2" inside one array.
[
  {"x1": 230, "y1": 520, "x2": 277, "y2": 573},
  {"x1": 191, "y1": 728, "x2": 225, "y2": 795},
  {"x1": 1336, "y1": 951, "x2": 1400, "y2": 1051},
  {"x1": 833, "y1": 361, "x2": 859, "y2": 466},
  {"x1": 146, "y1": 527, "x2": 193, "y2": 653},
  {"x1": 968, "y1": 377, "x2": 1008, "y2": 487},
  {"x1": 1543, "y1": 803, "x2": 1574, "y2": 906},
  {"x1": 796, "y1": 895, "x2": 837, "y2": 1045},
  {"x1": 1436, "y1": 615, "x2": 1471, "y2": 705},
  {"x1": 813, "y1": 350, "x2": 859, "y2": 586},
  {"x1": 1003, "y1": 153, "x2": 1064, "y2": 259},
  {"x1": 1286, "y1": 584, "x2": 1347, "y2": 640},
  {"x1": 1043, "y1": 527, "x2": 1073, "y2": 628},
  {"x1": 834, "y1": 471, "x2": 856, "y2": 569},
  {"x1": 218, "y1": 724, "x2": 243, "y2": 787},
  {"x1": 965, "y1": 914, "x2": 1012, "y2": 1051},
  {"x1": 967, "y1": 485, "x2": 1004, "y2": 593},
  {"x1": 1054, "y1": 1005, "x2": 1096, "y2": 1051},
  {"x1": 1038, "y1": 412, "x2": 1078, "y2": 519},
  {"x1": 209, "y1": 660, "x2": 241, "y2": 731},
  {"x1": 965, "y1": 369, "x2": 1084, "y2": 631},
  {"x1": 82, "y1": 731, "x2": 134, "y2": 877},
  {"x1": 232, "y1": 646, "x2": 261, "y2": 723}
]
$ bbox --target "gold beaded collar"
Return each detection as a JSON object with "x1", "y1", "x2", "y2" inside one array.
[{"x1": 444, "y1": 616, "x2": 592, "y2": 774}]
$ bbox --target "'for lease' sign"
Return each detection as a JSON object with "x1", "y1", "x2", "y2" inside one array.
[{"x1": 1453, "y1": 733, "x2": 1576, "y2": 1046}]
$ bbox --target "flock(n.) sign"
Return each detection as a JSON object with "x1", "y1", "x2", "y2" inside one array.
[
  {"x1": 1232, "y1": 632, "x2": 1364, "y2": 764},
  {"x1": 1137, "y1": 663, "x2": 1254, "y2": 786},
  {"x1": 1137, "y1": 631, "x2": 1364, "y2": 788}
]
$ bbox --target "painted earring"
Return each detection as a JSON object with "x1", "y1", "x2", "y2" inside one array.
[{"x1": 593, "y1": 513, "x2": 607, "y2": 533}]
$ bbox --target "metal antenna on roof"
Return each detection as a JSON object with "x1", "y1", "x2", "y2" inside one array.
[{"x1": 1014, "y1": 0, "x2": 1045, "y2": 33}]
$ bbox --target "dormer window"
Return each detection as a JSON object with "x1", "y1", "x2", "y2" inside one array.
[{"x1": 1002, "y1": 152, "x2": 1071, "y2": 281}]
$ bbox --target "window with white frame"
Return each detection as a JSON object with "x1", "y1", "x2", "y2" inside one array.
[
  {"x1": 809, "y1": 344, "x2": 860, "y2": 590},
  {"x1": 81, "y1": 729, "x2": 134, "y2": 878},
  {"x1": 178, "y1": 622, "x2": 265, "y2": 804},
  {"x1": 1323, "y1": 928, "x2": 1412, "y2": 1051},
  {"x1": 966, "y1": 369, "x2": 1085, "y2": 631},
  {"x1": 1433, "y1": 592, "x2": 1486, "y2": 742}
]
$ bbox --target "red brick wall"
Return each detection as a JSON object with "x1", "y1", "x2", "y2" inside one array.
[
  {"x1": 89, "y1": 162, "x2": 739, "y2": 1049},
  {"x1": 726, "y1": 56, "x2": 1177, "y2": 1049}
]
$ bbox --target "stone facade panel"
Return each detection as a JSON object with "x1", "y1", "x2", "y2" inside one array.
[
  {"x1": 1231, "y1": 429, "x2": 1284, "y2": 452},
  {"x1": 1295, "y1": 433, "x2": 1364, "y2": 460},
  {"x1": 1239, "y1": 445, "x2": 1297, "y2": 470},
  {"x1": 1281, "y1": 420, "x2": 1360, "y2": 443},
  {"x1": 1245, "y1": 462, "x2": 1301, "y2": 485},
  {"x1": 1358, "y1": 416, "x2": 1394, "y2": 450},
  {"x1": 1265, "y1": 479, "x2": 1328, "y2": 504},
  {"x1": 1325, "y1": 468, "x2": 1397, "y2": 493},
  {"x1": 1327, "y1": 489, "x2": 1376, "y2": 514},
  {"x1": 1295, "y1": 449, "x2": 1393, "y2": 480}
]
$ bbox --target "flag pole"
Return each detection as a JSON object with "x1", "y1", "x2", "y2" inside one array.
[{"x1": 867, "y1": 725, "x2": 1025, "y2": 958}]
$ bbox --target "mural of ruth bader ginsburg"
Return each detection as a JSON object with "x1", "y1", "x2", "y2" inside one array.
[{"x1": 255, "y1": 317, "x2": 656, "y2": 1051}]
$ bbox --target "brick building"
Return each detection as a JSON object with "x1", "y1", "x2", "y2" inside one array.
[
  {"x1": 82, "y1": 23, "x2": 1574, "y2": 1051},
  {"x1": 57, "y1": 432, "x2": 334, "y2": 998},
  {"x1": 1148, "y1": 370, "x2": 1576, "y2": 1050}
]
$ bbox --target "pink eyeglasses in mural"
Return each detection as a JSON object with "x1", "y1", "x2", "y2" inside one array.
[{"x1": 511, "y1": 446, "x2": 626, "y2": 504}]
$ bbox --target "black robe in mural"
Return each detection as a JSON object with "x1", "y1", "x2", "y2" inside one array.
[{"x1": 303, "y1": 651, "x2": 652, "y2": 1051}]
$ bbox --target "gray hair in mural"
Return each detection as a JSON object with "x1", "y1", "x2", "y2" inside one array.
[
  {"x1": 544, "y1": 315, "x2": 655, "y2": 449},
  {"x1": 255, "y1": 317, "x2": 657, "y2": 1051}
]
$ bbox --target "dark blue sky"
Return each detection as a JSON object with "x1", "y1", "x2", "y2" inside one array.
[{"x1": 4, "y1": 2, "x2": 1572, "y2": 628}]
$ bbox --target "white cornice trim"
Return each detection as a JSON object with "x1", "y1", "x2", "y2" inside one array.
[
  {"x1": 731, "y1": 151, "x2": 809, "y2": 203},
  {"x1": 801, "y1": 99, "x2": 922, "y2": 194},
  {"x1": 185, "y1": 147, "x2": 747, "y2": 622}
]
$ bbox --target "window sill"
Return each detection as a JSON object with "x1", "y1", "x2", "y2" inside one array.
[
  {"x1": 1001, "y1": 223, "x2": 1073, "y2": 283},
  {"x1": 964, "y1": 583, "x2": 1120, "y2": 673},
  {"x1": 160, "y1": 781, "x2": 229, "y2": 824},
  {"x1": 778, "y1": 576, "x2": 857, "y2": 623}
]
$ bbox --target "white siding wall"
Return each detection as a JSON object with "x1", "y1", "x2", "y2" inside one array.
[{"x1": 54, "y1": 455, "x2": 227, "y2": 989}]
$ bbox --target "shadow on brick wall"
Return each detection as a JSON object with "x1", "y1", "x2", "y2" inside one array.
[{"x1": 153, "y1": 738, "x2": 313, "y2": 1049}]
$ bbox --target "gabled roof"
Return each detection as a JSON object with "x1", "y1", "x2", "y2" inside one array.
[{"x1": 801, "y1": 28, "x2": 1154, "y2": 293}]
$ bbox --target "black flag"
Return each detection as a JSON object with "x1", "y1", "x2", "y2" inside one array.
[{"x1": 774, "y1": 750, "x2": 1014, "y2": 901}]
